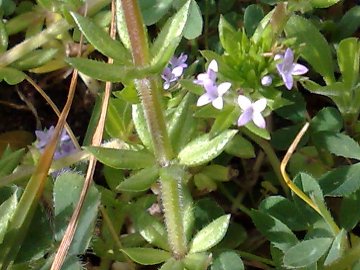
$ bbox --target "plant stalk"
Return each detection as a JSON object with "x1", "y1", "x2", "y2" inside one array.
[{"x1": 121, "y1": 0, "x2": 186, "y2": 259}]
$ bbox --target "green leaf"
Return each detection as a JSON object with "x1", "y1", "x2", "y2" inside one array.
[
  {"x1": 244, "y1": 4, "x2": 264, "y2": 37},
  {"x1": 337, "y1": 38, "x2": 359, "y2": 88},
  {"x1": 210, "y1": 105, "x2": 239, "y2": 137},
  {"x1": 189, "y1": 214, "x2": 230, "y2": 253},
  {"x1": 159, "y1": 258, "x2": 183, "y2": 270},
  {"x1": 183, "y1": 0, "x2": 203, "y2": 39},
  {"x1": 285, "y1": 16, "x2": 334, "y2": 83},
  {"x1": 0, "y1": 148, "x2": 25, "y2": 178},
  {"x1": 84, "y1": 146, "x2": 155, "y2": 169},
  {"x1": 319, "y1": 163, "x2": 360, "y2": 196},
  {"x1": 54, "y1": 172, "x2": 100, "y2": 255},
  {"x1": 66, "y1": 58, "x2": 135, "y2": 83},
  {"x1": 310, "y1": 0, "x2": 341, "y2": 8},
  {"x1": 11, "y1": 49, "x2": 58, "y2": 70},
  {"x1": 243, "y1": 122, "x2": 271, "y2": 140},
  {"x1": 70, "y1": 12, "x2": 129, "y2": 63},
  {"x1": 178, "y1": 130, "x2": 238, "y2": 166},
  {"x1": 139, "y1": 0, "x2": 172, "y2": 25},
  {"x1": 211, "y1": 251, "x2": 244, "y2": 270},
  {"x1": 193, "y1": 198, "x2": 225, "y2": 230},
  {"x1": 0, "y1": 67, "x2": 25, "y2": 85},
  {"x1": 132, "y1": 104, "x2": 153, "y2": 152},
  {"x1": 0, "y1": 191, "x2": 18, "y2": 244},
  {"x1": 0, "y1": 20, "x2": 8, "y2": 53},
  {"x1": 121, "y1": 248, "x2": 171, "y2": 265},
  {"x1": 168, "y1": 93, "x2": 196, "y2": 154},
  {"x1": 201, "y1": 164, "x2": 230, "y2": 182},
  {"x1": 116, "y1": 166, "x2": 159, "y2": 192},
  {"x1": 339, "y1": 189, "x2": 360, "y2": 230},
  {"x1": 310, "y1": 107, "x2": 343, "y2": 133},
  {"x1": 259, "y1": 196, "x2": 308, "y2": 231},
  {"x1": 334, "y1": 6, "x2": 360, "y2": 40},
  {"x1": 251, "y1": 210, "x2": 298, "y2": 252},
  {"x1": 194, "y1": 173, "x2": 217, "y2": 192},
  {"x1": 224, "y1": 134, "x2": 255, "y2": 158},
  {"x1": 271, "y1": 124, "x2": 308, "y2": 150},
  {"x1": 150, "y1": 0, "x2": 190, "y2": 66},
  {"x1": 105, "y1": 98, "x2": 132, "y2": 140},
  {"x1": 312, "y1": 131, "x2": 360, "y2": 160},
  {"x1": 115, "y1": 0, "x2": 131, "y2": 51},
  {"x1": 324, "y1": 229, "x2": 346, "y2": 266},
  {"x1": 184, "y1": 253, "x2": 211, "y2": 270},
  {"x1": 283, "y1": 238, "x2": 332, "y2": 268}
]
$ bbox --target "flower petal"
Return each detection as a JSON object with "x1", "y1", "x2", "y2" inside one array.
[
  {"x1": 237, "y1": 109, "x2": 253, "y2": 126},
  {"x1": 261, "y1": 75, "x2": 272, "y2": 86},
  {"x1": 291, "y1": 63, "x2": 308, "y2": 75},
  {"x1": 208, "y1": 60, "x2": 218, "y2": 72},
  {"x1": 237, "y1": 95, "x2": 252, "y2": 110},
  {"x1": 282, "y1": 73, "x2": 293, "y2": 90},
  {"x1": 197, "y1": 94, "x2": 212, "y2": 107},
  {"x1": 212, "y1": 97, "x2": 224, "y2": 110},
  {"x1": 172, "y1": 66, "x2": 184, "y2": 77},
  {"x1": 253, "y1": 112, "x2": 266, "y2": 129},
  {"x1": 217, "y1": 82, "x2": 231, "y2": 96},
  {"x1": 163, "y1": 81, "x2": 170, "y2": 90},
  {"x1": 253, "y1": 98, "x2": 267, "y2": 112},
  {"x1": 283, "y1": 48, "x2": 294, "y2": 71}
]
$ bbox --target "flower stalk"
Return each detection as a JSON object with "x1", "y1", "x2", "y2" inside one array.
[{"x1": 121, "y1": 0, "x2": 187, "y2": 258}]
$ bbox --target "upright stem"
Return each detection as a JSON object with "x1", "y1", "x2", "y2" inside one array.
[
  {"x1": 121, "y1": 0, "x2": 186, "y2": 258},
  {"x1": 121, "y1": 0, "x2": 173, "y2": 165}
]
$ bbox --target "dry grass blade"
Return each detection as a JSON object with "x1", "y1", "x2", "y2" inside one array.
[
  {"x1": 50, "y1": 1, "x2": 116, "y2": 269},
  {"x1": 280, "y1": 122, "x2": 321, "y2": 214}
]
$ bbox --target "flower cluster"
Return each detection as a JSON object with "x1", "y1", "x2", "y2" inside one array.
[
  {"x1": 35, "y1": 126, "x2": 77, "y2": 160},
  {"x1": 195, "y1": 60, "x2": 267, "y2": 128},
  {"x1": 194, "y1": 60, "x2": 231, "y2": 110},
  {"x1": 161, "y1": 53, "x2": 188, "y2": 90}
]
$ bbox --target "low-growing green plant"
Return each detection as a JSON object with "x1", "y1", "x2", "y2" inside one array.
[{"x1": 1, "y1": 0, "x2": 360, "y2": 269}]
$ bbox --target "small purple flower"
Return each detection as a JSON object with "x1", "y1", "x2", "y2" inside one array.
[
  {"x1": 194, "y1": 59, "x2": 218, "y2": 86},
  {"x1": 196, "y1": 82, "x2": 231, "y2": 110},
  {"x1": 275, "y1": 48, "x2": 308, "y2": 90},
  {"x1": 161, "y1": 53, "x2": 188, "y2": 90},
  {"x1": 237, "y1": 95, "x2": 267, "y2": 129},
  {"x1": 261, "y1": 75, "x2": 273, "y2": 86},
  {"x1": 35, "y1": 126, "x2": 77, "y2": 160}
]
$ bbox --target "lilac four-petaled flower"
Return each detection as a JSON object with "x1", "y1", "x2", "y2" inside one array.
[
  {"x1": 35, "y1": 126, "x2": 77, "y2": 160},
  {"x1": 195, "y1": 60, "x2": 231, "y2": 110},
  {"x1": 275, "y1": 48, "x2": 308, "y2": 90},
  {"x1": 161, "y1": 53, "x2": 188, "y2": 90},
  {"x1": 237, "y1": 95, "x2": 267, "y2": 129}
]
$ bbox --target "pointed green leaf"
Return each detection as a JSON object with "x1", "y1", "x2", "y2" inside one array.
[
  {"x1": 211, "y1": 251, "x2": 244, "y2": 270},
  {"x1": 334, "y1": 6, "x2": 360, "y2": 40},
  {"x1": 132, "y1": 104, "x2": 153, "y2": 152},
  {"x1": 324, "y1": 229, "x2": 346, "y2": 266},
  {"x1": 70, "y1": 12, "x2": 129, "y2": 63},
  {"x1": 121, "y1": 248, "x2": 171, "y2": 265},
  {"x1": 312, "y1": 131, "x2": 360, "y2": 160},
  {"x1": 178, "y1": 130, "x2": 238, "y2": 166},
  {"x1": 224, "y1": 134, "x2": 255, "y2": 159},
  {"x1": 310, "y1": 107, "x2": 343, "y2": 133},
  {"x1": 310, "y1": 0, "x2": 341, "y2": 8},
  {"x1": 183, "y1": 0, "x2": 203, "y2": 39},
  {"x1": 116, "y1": 166, "x2": 159, "y2": 192},
  {"x1": 159, "y1": 258, "x2": 183, "y2": 270},
  {"x1": 243, "y1": 122, "x2": 270, "y2": 140},
  {"x1": 339, "y1": 189, "x2": 360, "y2": 230},
  {"x1": 0, "y1": 191, "x2": 18, "y2": 244},
  {"x1": 244, "y1": 4, "x2": 264, "y2": 37},
  {"x1": 0, "y1": 148, "x2": 25, "y2": 178},
  {"x1": 139, "y1": 0, "x2": 172, "y2": 26},
  {"x1": 150, "y1": 0, "x2": 190, "y2": 66},
  {"x1": 54, "y1": 172, "x2": 101, "y2": 255},
  {"x1": 105, "y1": 98, "x2": 132, "y2": 140},
  {"x1": 283, "y1": 238, "x2": 332, "y2": 268},
  {"x1": 285, "y1": 16, "x2": 334, "y2": 83},
  {"x1": 251, "y1": 210, "x2": 298, "y2": 252},
  {"x1": 84, "y1": 146, "x2": 155, "y2": 169},
  {"x1": 11, "y1": 49, "x2": 58, "y2": 70},
  {"x1": 184, "y1": 252, "x2": 211, "y2": 270},
  {"x1": 168, "y1": 93, "x2": 196, "y2": 154},
  {"x1": 210, "y1": 106, "x2": 239, "y2": 137},
  {"x1": 319, "y1": 163, "x2": 360, "y2": 196},
  {"x1": 337, "y1": 38, "x2": 359, "y2": 88},
  {"x1": 189, "y1": 214, "x2": 230, "y2": 253}
]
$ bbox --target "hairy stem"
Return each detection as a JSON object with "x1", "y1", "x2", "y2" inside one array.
[{"x1": 121, "y1": 0, "x2": 186, "y2": 259}]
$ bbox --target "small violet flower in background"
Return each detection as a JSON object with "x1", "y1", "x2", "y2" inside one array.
[
  {"x1": 195, "y1": 60, "x2": 231, "y2": 110},
  {"x1": 161, "y1": 53, "x2": 188, "y2": 90},
  {"x1": 237, "y1": 95, "x2": 267, "y2": 129},
  {"x1": 261, "y1": 75, "x2": 273, "y2": 87},
  {"x1": 275, "y1": 48, "x2": 308, "y2": 90},
  {"x1": 194, "y1": 59, "x2": 218, "y2": 86},
  {"x1": 35, "y1": 126, "x2": 77, "y2": 160}
]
